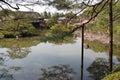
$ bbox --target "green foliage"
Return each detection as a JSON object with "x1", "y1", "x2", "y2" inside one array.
[
  {"x1": 0, "y1": 20, "x2": 35, "y2": 37},
  {"x1": 46, "y1": 18, "x2": 57, "y2": 28},
  {"x1": 0, "y1": 9, "x2": 39, "y2": 38},
  {"x1": 81, "y1": 7, "x2": 93, "y2": 18},
  {"x1": 102, "y1": 72, "x2": 120, "y2": 80},
  {"x1": 0, "y1": 32, "x2": 4, "y2": 38},
  {"x1": 82, "y1": 7, "x2": 109, "y2": 34},
  {"x1": 49, "y1": 0, "x2": 72, "y2": 10},
  {"x1": 40, "y1": 11, "x2": 51, "y2": 18},
  {"x1": 65, "y1": 12, "x2": 76, "y2": 19},
  {"x1": 102, "y1": 63, "x2": 120, "y2": 80},
  {"x1": 39, "y1": 24, "x2": 76, "y2": 45},
  {"x1": 43, "y1": 11, "x2": 48, "y2": 18},
  {"x1": 113, "y1": 65, "x2": 120, "y2": 73},
  {"x1": 114, "y1": 26, "x2": 120, "y2": 35},
  {"x1": 46, "y1": 13, "x2": 61, "y2": 27},
  {"x1": 47, "y1": 24, "x2": 76, "y2": 38},
  {"x1": 81, "y1": 1, "x2": 120, "y2": 35}
]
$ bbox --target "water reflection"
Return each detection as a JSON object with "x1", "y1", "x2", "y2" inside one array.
[
  {"x1": 0, "y1": 53, "x2": 21, "y2": 80},
  {"x1": 0, "y1": 37, "x2": 40, "y2": 59},
  {"x1": 0, "y1": 32, "x2": 119, "y2": 80},
  {"x1": 40, "y1": 33, "x2": 76, "y2": 45},
  {"x1": 38, "y1": 64, "x2": 75, "y2": 80},
  {"x1": 0, "y1": 34, "x2": 79, "y2": 80},
  {"x1": 0, "y1": 37, "x2": 40, "y2": 48},
  {"x1": 7, "y1": 47, "x2": 30, "y2": 59},
  {"x1": 87, "y1": 58, "x2": 111, "y2": 80},
  {"x1": 85, "y1": 40, "x2": 120, "y2": 62},
  {"x1": 0, "y1": 38, "x2": 41, "y2": 79}
]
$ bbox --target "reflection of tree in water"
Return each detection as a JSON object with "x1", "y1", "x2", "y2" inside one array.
[
  {"x1": 6, "y1": 41, "x2": 31, "y2": 59},
  {"x1": 0, "y1": 38, "x2": 38, "y2": 79},
  {"x1": 40, "y1": 35, "x2": 76, "y2": 45},
  {"x1": 85, "y1": 40, "x2": 120, "y2": 62},
  {"x1": 0, "y1": 37, "x2": 41, "y2": 59},
  {"x1": 40, "y1": 30, "x2": 76, "y2": 45},
  {"x1": 85, "y1": 40, "x2": 109, "y2": 52},
  {"x1": 87, "y1": 58, "x2": 110, "y2": 80},
  {"x1": 113, "y1": 45, "x2": 120, "y2": 61},
  {"x1": 0, "y1": 37, "x2": 40, "y2": 48},
  {"x1": 38, "y1": 64, "x2": 76, "y2": 80},
  {"x1": 0, "y1": 53, "x2": 21, "y2": 80},
  {"x1": 7, "y1": 47, "x2": 31, "y2": 59}
]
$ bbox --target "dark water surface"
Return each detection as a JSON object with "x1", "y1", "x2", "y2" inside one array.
[{"x1": 0, "y1": 37, "x2": 119, "y2": 80}]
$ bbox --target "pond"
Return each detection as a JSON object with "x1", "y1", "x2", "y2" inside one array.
[{"x1": 0, "y1": 36, "x2": 120, "y2": 80}]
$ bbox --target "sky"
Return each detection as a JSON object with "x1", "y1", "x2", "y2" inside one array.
[
  {"x1": 0, "y1": 0, "x2": 99, "y2": 14},
  {"x1": 0, "y1": 1, "x2": 65, "y2": 14}
]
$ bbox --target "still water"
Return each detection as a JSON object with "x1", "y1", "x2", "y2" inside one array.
[{"x1": 0, "y1": 37, "x2": 119, "y2": 80}]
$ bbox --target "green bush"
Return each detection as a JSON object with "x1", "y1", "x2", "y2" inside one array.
[
  {"x1": 114, "y1": 26, "x2": 120, "y2": 35},
  {"x1": 102, "y1": 65, "x2": 120, "y2": 80},
  {"x1": 0, "y1": 33, "x2": 4, "y2": 38},
  {"x1": 102, "y1": 72, "x2": 120, "y2": 80},
  {"x1": 47, "y1": 24, "x2": 76, "y2": 38},
  {"x1": 3, "y1": 31, "x2": 15, "y2": 38}
]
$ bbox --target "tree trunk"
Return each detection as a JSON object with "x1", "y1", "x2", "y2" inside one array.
[
  {"x1": 81, "y1": 24, "x2": 85, "y2": 80},
  {"x1": 109, "y1": 0, "x2": 113, "y2": 72}
]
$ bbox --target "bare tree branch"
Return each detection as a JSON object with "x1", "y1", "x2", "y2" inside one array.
[
  {"x1": 0, "y1": 0, "x2": 44, "y2": 10},
  {"x1": 68, "y1": 0, "x2": 109, "y2": 34},
  {"x1": 82, "y1": 0, "x2": 104, "y2": 7},
  {"x1": 0, "y1": 0, "x2": 19, "y2": 10}
]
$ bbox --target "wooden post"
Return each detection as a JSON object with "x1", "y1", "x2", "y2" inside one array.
[
  {"x1": 81, "y1": 24, "x2": 85, "y2": 80},
  {"x1": 109, "y1": 0, "x2": 113, "y2": 72}
]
